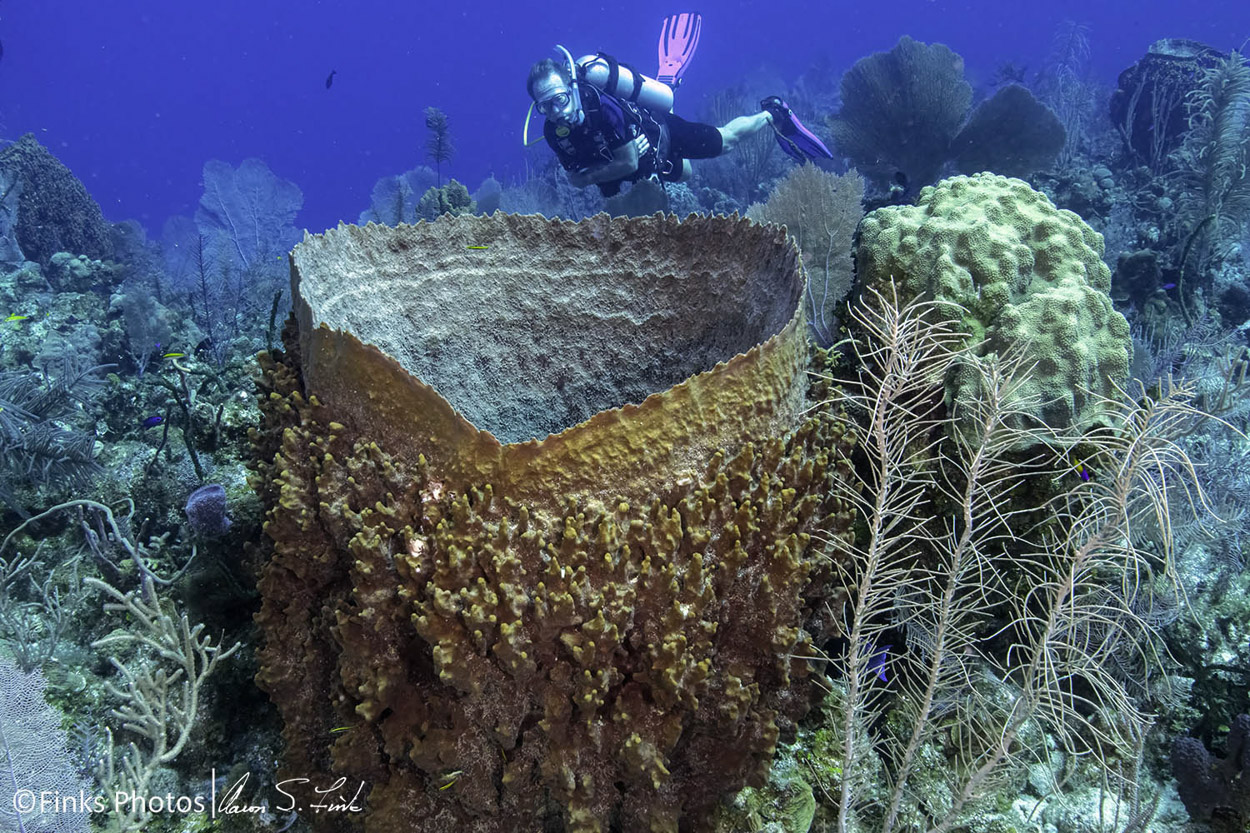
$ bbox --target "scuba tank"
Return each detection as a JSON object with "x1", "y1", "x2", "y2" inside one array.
[{"x1": 576, "y1": 53, "x2": 673, "y2": 113}]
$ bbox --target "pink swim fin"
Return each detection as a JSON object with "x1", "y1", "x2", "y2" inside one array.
[{"x1": 657, "y1": 12, "x2": 702, "y2": 88}]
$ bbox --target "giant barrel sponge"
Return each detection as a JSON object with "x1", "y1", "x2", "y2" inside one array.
[{"x1": 250, "y1": 213, "x2": 856, "y2": 833}]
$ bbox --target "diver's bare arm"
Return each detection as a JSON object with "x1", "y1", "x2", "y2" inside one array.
[{"x1": 567, "y1": 138, "x2": 641, "y2": 187}]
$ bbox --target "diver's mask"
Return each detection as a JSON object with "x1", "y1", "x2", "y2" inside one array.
[
  {"x1": 536, "y1": 89, "x2": 577, "y2": 123},
  {"x1": 536, "y1": 90, "x2": 572, "y2": 115}
]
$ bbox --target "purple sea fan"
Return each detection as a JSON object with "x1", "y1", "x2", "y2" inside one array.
[{"x1": 185, "y1": 484, "x2": 231, "y2": 538}]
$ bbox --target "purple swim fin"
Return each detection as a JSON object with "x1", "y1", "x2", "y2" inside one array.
[
  {"x1": 761, "y1": 96, "x2": 835, "y2": 162},
  {"x1": 658, "y1": 12, "x2": 702, "y2": 88}
]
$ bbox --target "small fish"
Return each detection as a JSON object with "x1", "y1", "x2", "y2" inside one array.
[
  {"x1": 1160, "y1": 282, "x2": 1177, "y2": 291},
  {"x1": 325, "y1": 69, "x2": 337, "y2": 89},
  {"x1": 1072, "y1": 458, "x2": 1092, "y2": 482},
  {"x1": 438, "y1": 771, "x2": 463, "y2": 791},
  {"x1": 329, "y1": 726, "x2": 352, "y2": 733},
  {"x1": 466, "y1": 245, "x2": 489, "y2": 250},
  {"x1": 5, "y1": 313, "x2": 29, "y2": 323},
  {"x1": 869, "y1": 643, "x2": 891, "y2": 683},
  {"x1": 161, "y1": 351, "x2": 186, "y2": 359},
  {"x1": 142, "y1": 415, "x2": 165, "y2": 429}
]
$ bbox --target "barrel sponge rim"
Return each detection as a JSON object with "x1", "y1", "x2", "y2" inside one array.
[{"x1": 290, "y1": 212, "x2": 810, "y2": 509}]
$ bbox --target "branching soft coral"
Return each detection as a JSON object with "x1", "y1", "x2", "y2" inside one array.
[{"x1": 1173, "y1": 50, "x2": 1250, "y2": 313}]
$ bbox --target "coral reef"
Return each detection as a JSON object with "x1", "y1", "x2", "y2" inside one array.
[
  {"x1": 830, "y1": 40, "x2": 1067, "y2": 193},
  {"x1": 195, "y1": 157, "x2": 304, "y2": 273},
  {"x1": 854, "y1": 173, "x2": 1132, "y2": 431},
  {"x1": 46, "y1": 252, "x2": 120, "y2": 293},
  {"x1": 0, "y1": 168, "x2": 22, "y2": 266},
  {"x1": 425, "y1": 106, "x2": 456, "y2": 186},
  {"x1": 184, "y1": 483, "x2": 232, "y2": 538},
  {"x1": 251, "y1": 213, "x2": 856, "y2": 832},
  {"x1": 415, "y1": 179, "x2": 475, "y2": 220},
  {"x1": 605, "y1": 179, "x2": 669, "y2": 217},
  {"x1": 1171, "y1": 714, "x2": 1250, "y2": 828},
  {"x1": 0, "y1": 134, "x2": 114, "y2": 267},
  {"x1": 1171, "y1": 49, "x2": 1250, "y2": 326},
  {"x1": 472, "y1": 175, "x2": 503, "y2": 216},
  {"x1": 359, "y1": 166, "x2": 439, "y2": 225}
]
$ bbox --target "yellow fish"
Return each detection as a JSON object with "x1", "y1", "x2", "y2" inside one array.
[
  {"x1": 6, "y1": 314, "x2": 29, "y2": 323},
  {"x1": 466, "y1": 245, "x2": 489, "y2": 250},
  {"x1": 162, "y1": 352, "x2": 186, "y2": 359}
]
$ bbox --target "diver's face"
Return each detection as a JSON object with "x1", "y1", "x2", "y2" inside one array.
[{"x1": 533, "y1": 73, "x2": 579, "y2": 126}]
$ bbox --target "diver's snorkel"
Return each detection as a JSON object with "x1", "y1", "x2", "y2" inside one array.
[
  {"x1": 551, "y1": 44, "x2": 584, "y2": 126},
  {"x1": 522, "y1": 43, "x2": 585, "y2": 146}
]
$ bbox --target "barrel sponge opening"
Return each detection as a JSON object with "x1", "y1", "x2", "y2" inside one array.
[
  {"x1": 292, "y1": 212, "x2": 805, "y2": 444},
  {"x1": 289, "y1": 212, "x2": 812, "y2": 507}
]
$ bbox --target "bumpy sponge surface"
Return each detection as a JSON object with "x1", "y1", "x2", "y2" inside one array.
[{"x1": 856, "y1": 173, "x2": 1131, "y2": 430}]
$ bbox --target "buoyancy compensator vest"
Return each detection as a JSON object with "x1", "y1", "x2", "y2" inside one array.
[{"x1": 575, "y1": 53, "x2": 675, "y2": 191}]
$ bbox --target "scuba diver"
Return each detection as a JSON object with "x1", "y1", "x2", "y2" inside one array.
[{"x1": 525, "y1": 16, "x2": 833, "y2": 198}]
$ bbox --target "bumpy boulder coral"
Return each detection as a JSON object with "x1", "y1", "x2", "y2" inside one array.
[
  {"x1": 251, "y1": 213, "x2": 856, "y2": 832},
  {"x1": 855, "y1": 173, "x2": 1131, "y2": 430}
]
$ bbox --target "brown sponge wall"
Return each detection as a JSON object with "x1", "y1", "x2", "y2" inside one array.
[{"x1": 253, "y1": 213, "x2": 855, "y2": 832}]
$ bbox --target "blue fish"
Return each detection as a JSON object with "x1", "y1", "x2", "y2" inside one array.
[
  {"x1": 869, "y1": 643, "x2": 891, "y2": 683},
  {"x1": 1161, "y1": 282, "x2": 1177, "y2": 290},
  {"x1": 142, "y1": 415, "x2": 164, "y2": 429}
]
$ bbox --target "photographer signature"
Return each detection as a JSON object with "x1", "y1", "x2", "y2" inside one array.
[{"x1": 214, "y1": 772, "x2": 366, "y2": 817}]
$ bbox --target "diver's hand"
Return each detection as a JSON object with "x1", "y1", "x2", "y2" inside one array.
[{"x1": 634, "y1": 134, "x2": 651, "y2": 157}]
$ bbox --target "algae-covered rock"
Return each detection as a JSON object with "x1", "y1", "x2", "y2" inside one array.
[
  {"x1": 713, "y1": 777, "x2": 817, "y2": 833},
  {"x1": 47, "y1": 252, "x2": 119, "y2": 293}
]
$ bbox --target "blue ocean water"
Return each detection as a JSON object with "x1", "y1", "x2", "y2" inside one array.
[{"x1": 1, "y1": 0, "x2": 1244, "y2": 233}]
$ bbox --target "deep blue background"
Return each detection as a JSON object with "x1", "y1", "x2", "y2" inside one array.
[{"x1": 2, "y1": 0, "x2": 1246, "y2": 235}]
